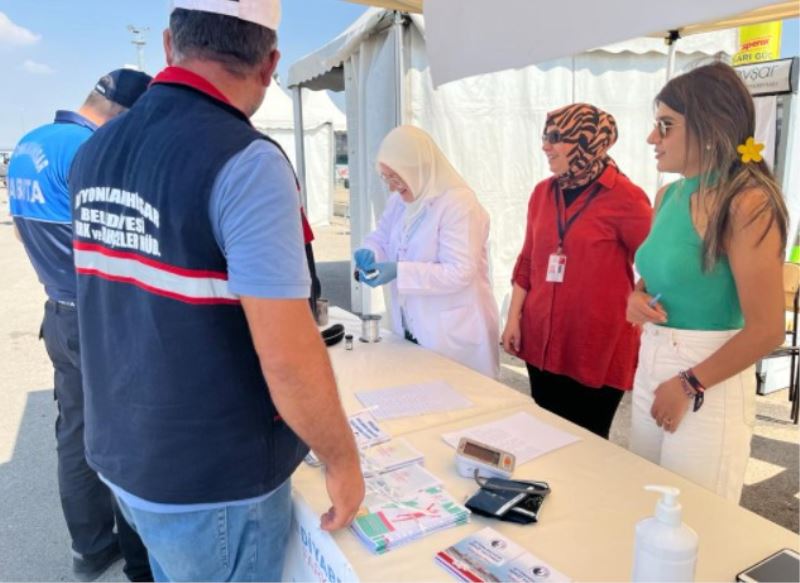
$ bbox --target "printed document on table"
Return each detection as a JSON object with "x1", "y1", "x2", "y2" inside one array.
[
  {"x1": 356, "y1": 380, "x2": 474, "y2": 420},
  {"x1": 436, "y1": 527, "x2": 571, "y2": 582},
  {"x1": 441, "y1": 412, "x2": 580, "y2": 465}
]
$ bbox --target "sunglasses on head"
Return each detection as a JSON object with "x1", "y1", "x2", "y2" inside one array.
[
  {"x1": 654, "y1": 119, "x2": 680, "y2": 139},
  {"x1": 541, "y1": 130, "x2": 562, "y2": 144}
]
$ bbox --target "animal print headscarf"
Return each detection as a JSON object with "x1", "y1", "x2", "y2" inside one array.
[{"x1": 544, "y1": 103, "x2": 618, "y2": 190}]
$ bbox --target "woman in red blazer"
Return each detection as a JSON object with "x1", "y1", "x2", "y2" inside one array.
[{"x1": 501, "y1": 103, "x2": 653, "y2": 438}]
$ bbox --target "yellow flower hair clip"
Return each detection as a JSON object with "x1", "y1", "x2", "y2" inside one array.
[{"x1": 737, "y1": 137, "x2": 764, "y2": 164}]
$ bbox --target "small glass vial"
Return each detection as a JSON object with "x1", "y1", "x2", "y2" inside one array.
[{"x1": 344, "y1": 334, "x2": 354, "y2": 350}]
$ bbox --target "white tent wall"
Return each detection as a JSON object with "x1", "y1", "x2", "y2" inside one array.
[
  {"x1": 257, "y1": 125, "x2": 336, "y2": 228},
  {"x1": 404, "y1": 17, "x2": 734, "y2": 305},
  {"x1": 782, "y1": 98, "x2": 800, "y2": 253},
  {"x1": 251, "y1": 83, "x2": 341, "y2": 227},
  {"x1": 289, "y1": 9, "x2": 736, "y2": 316}
]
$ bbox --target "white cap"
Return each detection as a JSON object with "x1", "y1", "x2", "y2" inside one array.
[{"x1": 171, "y1": 0, "x2": 281, "y2": 30}]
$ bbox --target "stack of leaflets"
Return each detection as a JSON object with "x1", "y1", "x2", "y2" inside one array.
[
  {"x1": 361, "y1": 438, "x2": 425, "y2": 476},
  {"x1": 436, "y1": 527, "x2": 570, "y2": 582},
  {"x1": 348, "y1": 409, "x2": 391, "y2": 448},
  {"x1": 305, "y1": 409, "x2": 391, "y2": 467},
  {"x1": 350, "y1": 467, "x2": 470, "y2": 554},
  {"x1": 364, "y1": 463, "x2": 442, "y2": 498}
]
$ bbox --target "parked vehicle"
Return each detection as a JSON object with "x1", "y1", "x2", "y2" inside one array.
[{"x1": 0, "y1": 152, "x2": 10, "y2": 189}]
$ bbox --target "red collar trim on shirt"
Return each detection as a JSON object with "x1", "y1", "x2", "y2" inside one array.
[
  {"x1": 152, "y1": 66, "x2": 235, "y2": 108},
  {"x1": 152, "y1": 67, "x2": 313, "y2": 243}
]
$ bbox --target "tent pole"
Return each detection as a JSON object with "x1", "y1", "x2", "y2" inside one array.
[
  {"x1": 393, "y1": 11, "x2": 405, "y2": 125},
  {"x1": 658, "y1": 30, "x2": 682, "y2": 192},
  {"x1": 665, "y1": 29, "x2": 680, "y2": 82},
  {"x1": 293, "y1": 85, "x2": 309, "y2": 210}
]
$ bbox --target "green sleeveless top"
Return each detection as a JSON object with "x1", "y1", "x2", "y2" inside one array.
[{"x1": 635, "y1": 176, "x2": 743, "y2": 330}]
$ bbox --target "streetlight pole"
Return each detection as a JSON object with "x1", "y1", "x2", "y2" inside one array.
[{"x1": 127, "y1": 25, "x2": 149, "y2": 72}]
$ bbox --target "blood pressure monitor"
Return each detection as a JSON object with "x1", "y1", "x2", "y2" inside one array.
[{"x1": 456, "y1": 437, "x2": 515, "y2": 479}]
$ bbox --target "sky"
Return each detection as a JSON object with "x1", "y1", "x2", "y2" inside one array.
[
  {"x1": 0, "y1": 0, "x2": 368, "y2": 148},
  {"x1": 0, "y1": 1, "x2": 797, "y2": 149}
]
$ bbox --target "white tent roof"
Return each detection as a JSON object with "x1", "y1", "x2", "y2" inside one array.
[
  {"x1": 335, "y1": 1, "x2": 797, "y2": 86},
  {"x1": 251, "y1": 81, "x2": 346, "y2": 131},
  {"x1": 289, "y1": 7, "x2": 737, "y2": 90},
  {"x1": 421, "y1": 0, "x2": 798, "y2": 85},
  {"x1": 342, "y1": 0, "x2": 798, "y2": 31},
  {"x1": 289, "y1": 9, "x2": 392, "y2": 89},
  {"x1": 251, "y1": 82, "x2": 295, "y2": 130},
  {"x1": 303, "y1": 89, "x2": 347, "y2": 131}
]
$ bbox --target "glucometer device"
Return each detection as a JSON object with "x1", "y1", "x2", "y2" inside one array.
[{"x1": 456, "y1": 437, "x2": 515, "y2": 479}]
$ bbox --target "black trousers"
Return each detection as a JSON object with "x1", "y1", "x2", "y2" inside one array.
[
  {"x1": 42, "y1": 300, "x2": 152, "y2": 581},
  {"x1": 526, "y1": 364, "x2": 624, "y2": 439}
]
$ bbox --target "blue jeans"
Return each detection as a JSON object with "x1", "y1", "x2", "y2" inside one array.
[{"x1": 115, "y1": 480, "x2": 292, "y2": 582}]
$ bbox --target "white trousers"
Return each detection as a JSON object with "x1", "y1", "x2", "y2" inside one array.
[{"x1": 630, "y1": 324, "x2": 755, "y2": 502}]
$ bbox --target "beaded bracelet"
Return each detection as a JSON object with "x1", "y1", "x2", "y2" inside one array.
[
  {"x1": 678, "y1": 369, "x2": 705, "y2": 412},
  {"x1": 678, "y1": 372, "x2": 696, "y2": 398},
  {"x1": 684, "y1": 368, "x2": 707, "y2": 392}
]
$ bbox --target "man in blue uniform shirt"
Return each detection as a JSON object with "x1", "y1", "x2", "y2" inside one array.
[{"x1": 8, "y1": 69, "x2": 153, "y2": 582}]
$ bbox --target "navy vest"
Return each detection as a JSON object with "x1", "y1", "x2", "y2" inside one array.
[{"x1": 69, "y1": 83, "x2": 308, "y2": 504}]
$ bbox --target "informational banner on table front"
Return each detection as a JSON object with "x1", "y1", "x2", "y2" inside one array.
[
  {"x1": 282, "y1": 490, "x2": 358, "y2": 583},
  {"x1": 734, "y1": 21, "x2": 782, "y2": 66}
]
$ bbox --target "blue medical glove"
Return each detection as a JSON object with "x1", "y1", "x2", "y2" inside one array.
[
  {"x1": 354, "y1": 248, "x2": 376, "y2": 271},
  {"x1": 364, "y1": 262, "x2": 397, "y2": 288}
]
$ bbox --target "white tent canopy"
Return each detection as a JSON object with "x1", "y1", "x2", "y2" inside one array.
[
  {"x1": 423, "y1": 0, "x2": 798, "y2": 86},
  {"x1": 289, "y1": 9, "x2": 738, "y2": 315},
  {"x1": 338, "y1": 1, "x2": 798, "y2": 85},
  {"x1": 250, "y1": 81, "x2": 346, "y2": 226},
  {"x1": 303, "y1": 90, "x2": 347, "y2": 132}
]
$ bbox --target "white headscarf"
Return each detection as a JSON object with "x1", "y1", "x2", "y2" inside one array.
[{"x1": 376, "y1": 126, "x2": 470, "y2": 230}]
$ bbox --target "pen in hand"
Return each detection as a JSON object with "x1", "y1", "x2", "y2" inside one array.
[{"x1": 647, "y1": 292, "x2": 662, "y2": 308}]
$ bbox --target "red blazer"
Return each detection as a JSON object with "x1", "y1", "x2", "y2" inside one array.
[{"x1": 512, "y1": 165, "x2": 652, "y2": 389}]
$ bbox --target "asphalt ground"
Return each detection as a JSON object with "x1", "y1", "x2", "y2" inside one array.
[{"x1": 0, "y1": 190, "x2": 796, "y2": 581}]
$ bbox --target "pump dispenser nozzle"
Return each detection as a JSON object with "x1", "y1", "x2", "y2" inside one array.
[
  {"x1": 633, "y1": 485, "x2": 698, "y2": 581},
  {"x1": 645, "y1": 485, "x2": 682, "y2": 526}
]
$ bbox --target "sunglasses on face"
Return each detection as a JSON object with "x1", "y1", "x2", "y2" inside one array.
[
  {"x1": 541, "y1": 130, "x2": 561, "y2": 144},
  {"x1": 654, "y1": 119, "x2": 681, "y2": 139}
]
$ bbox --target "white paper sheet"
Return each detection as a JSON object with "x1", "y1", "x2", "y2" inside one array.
[
  {"x1": 441, "y1": 412, "x2": 580, "y2": 465},
  {"x1": 356, "y1": 381, "x2": 474, "y2": 420}
]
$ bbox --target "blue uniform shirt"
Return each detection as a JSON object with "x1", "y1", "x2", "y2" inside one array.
[{"x1": 9, "y1": 111, "x2": 96, "y2": 301}]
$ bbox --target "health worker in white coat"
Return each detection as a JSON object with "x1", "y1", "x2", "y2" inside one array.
[{"x1": 353, "y1": 126, "x2": 500, "y2": 378}]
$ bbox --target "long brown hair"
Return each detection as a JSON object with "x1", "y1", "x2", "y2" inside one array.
[{"x1": 656, "y1": 61, "x2": 788, "y2": 270}]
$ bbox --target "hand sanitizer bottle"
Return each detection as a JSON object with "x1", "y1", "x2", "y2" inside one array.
[{"x1": 632, "y1": 485, "x2": 699, "y2": 582}]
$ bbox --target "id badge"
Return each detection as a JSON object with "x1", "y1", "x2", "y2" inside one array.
[{"x1": 546, "y1": 253, "x2": 566, "y2": 283}]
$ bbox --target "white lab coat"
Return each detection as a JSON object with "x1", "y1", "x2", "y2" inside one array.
[{"x1": 362, "y1": 188, "x2": 500, "y2": 378}]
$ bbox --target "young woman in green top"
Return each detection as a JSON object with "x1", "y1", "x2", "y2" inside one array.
[{"x1": 627, "y1": 62, "x2": 788, "y2": 502}]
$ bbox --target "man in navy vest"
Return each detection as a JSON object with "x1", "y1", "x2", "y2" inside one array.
[
  {"x1": 68, "y1": 1, "x2": 364, "y2": 580},
  {"x1": 8, "y1": 70, "x2": 153, "y2": 581}
]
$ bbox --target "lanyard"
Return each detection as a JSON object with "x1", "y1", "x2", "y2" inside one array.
[{"x1": 554, "y1": 183, "x2": 603, "y2": 251}]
